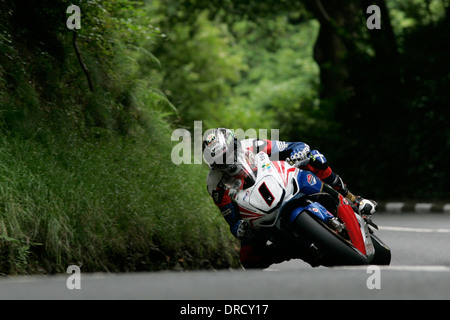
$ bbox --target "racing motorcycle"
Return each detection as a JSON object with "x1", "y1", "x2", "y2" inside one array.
[{"x1": 227, "y1": 151, "x2": 391, "y2": 267}]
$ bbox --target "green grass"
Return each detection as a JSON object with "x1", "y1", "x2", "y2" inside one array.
[
  {"x1": 0, "y1": 126, "x2": 239, "y2": 274},
  {"x1": 0, "y1": 3, "x2": 241, "y2": 274}
]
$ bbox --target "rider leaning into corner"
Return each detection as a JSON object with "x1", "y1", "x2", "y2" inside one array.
[{"x1": 202, "y1": 128, "x2": 378, "y2": 269}]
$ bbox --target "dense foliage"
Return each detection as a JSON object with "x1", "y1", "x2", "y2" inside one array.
[
  {"x1": 0, "y1": 0, "x2": 240, "y2": 274},
  {"x1": 151, "y1": 0, "x2": 449, "y2": 200}
]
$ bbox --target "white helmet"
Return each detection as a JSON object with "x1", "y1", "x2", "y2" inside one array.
[{"x1": 202, "y1": 128, "x2": 243, "y2": 176}]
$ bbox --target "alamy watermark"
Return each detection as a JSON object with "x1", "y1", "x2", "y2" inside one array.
[
  {"x1": 366, "y1": 265, "x2": 381, "y2": 289},
  {"x1": 66, "y1": 5, "x2": 81, "y2": 30},
  {"x1": 66, "y1": 3, "x2": 380, "y2": 31},
  {"x1": 171, "y1": 121, "x2": 280, "y2": 165},
  {"x1": 366, "y1": 5, "x2": 381, "y2": 30},
  {"x1": 66, "y1": 265, "x2": 81, "y2": 290}
]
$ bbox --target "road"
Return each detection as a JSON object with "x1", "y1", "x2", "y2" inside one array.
[{"x1": 0, "y1": 212, "x2": 449, "y2": 300}]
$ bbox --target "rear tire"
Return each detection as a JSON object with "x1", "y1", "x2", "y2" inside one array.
[{"x1": 294, "y1": 212, "x2": 369, "y2": 266}]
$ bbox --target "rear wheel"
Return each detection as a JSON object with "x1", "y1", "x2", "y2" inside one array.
[{"x1": 294, "y1": 212, "x2": 369, "y2": 266}]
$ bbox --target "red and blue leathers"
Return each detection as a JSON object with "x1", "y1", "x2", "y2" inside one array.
[{"x1": 206, "y1": 138, "x2": 342, "y2": 268}]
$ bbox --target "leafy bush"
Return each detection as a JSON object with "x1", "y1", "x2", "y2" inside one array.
[{"x1": 0, "y1": 0, "x2": 240, "y2": 274}]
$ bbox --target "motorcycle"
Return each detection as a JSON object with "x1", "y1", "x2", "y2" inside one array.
[{"x1": 227, "y1": 151, "x2": 391, "y2": 267}]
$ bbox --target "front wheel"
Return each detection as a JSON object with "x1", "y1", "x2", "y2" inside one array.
[
  {"x1": 370, "y1": 234, "x2": 391, "y2": 265},
  {"x1": 293, "y1": 212, "x2": 369, "y2": 266}
]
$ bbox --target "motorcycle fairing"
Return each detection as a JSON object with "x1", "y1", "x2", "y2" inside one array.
[
  {"x1": 230, "y1": 152, "x2": 294, "y2": 227},
  {"x1": 289, "y1": 202, "x2": 334, "y2": 224},
  {"x1": 249, "y1": 176, "x2": 285, "y2": 214},
  {"x1": 227, "y1": 151, "x2": 378, "y2": 262},
  {"x1": 336, "y1": 196, "x2": 369, "y2": 256},
  {"x1": 296, "y1": 170, "x2": 323, "y2": 195}
]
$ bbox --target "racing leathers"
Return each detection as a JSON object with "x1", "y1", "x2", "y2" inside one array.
[{"x1": 206, "y1": 138, "x2": 360, "y2": 269}]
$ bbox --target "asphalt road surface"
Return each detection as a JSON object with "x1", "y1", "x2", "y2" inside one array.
[{"x1": 1, "y1": 212, "x2": 449, "y2": 300}]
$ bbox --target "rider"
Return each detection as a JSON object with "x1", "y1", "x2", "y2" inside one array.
[{"x1": 203, "y1": 128, "x2": 377, "y2": 269}]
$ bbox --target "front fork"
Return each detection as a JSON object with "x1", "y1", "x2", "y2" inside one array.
[
  {"x1": 344, "y1": 192, "x2": 377, "y2": 262},
  {"x1": 354, "y1": 213, "x2": 376, "y2": 262}
]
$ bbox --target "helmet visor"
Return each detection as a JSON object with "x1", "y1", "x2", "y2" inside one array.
[{"x1": 210, "y1": 139, "x2": 243, "y2": 175}]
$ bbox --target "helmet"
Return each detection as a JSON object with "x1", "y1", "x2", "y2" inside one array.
[{"x1": 202, "y1": 128, "x2": 243, "y2": 175}]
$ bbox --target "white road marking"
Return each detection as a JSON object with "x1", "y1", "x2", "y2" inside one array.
[
  {"x1": 380, "y1": 265, "x2": 450, "y2": 272},
  {"x1": 265, "y1": 264, "x2": 450, "y2": 272},
  {"x1": 379, "y1": 226, "x2": 450, "y2": 234},
  {"x1": 335, "y1": 265, "x2": 450, "y2": 272}
]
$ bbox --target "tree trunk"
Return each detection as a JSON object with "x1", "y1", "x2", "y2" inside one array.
[{"x1": 304, "y1": 0, "x2": 361, "y2": 101}]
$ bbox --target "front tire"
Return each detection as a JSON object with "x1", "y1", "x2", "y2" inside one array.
[
  {"x1": 370, "y1": 234, "x2": 391, "y2": 265},
  {"x1": 294, "y1": 212, "x2": 369, "y2": 266}
]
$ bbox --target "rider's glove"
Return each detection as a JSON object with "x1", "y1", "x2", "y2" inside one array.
[
  {"x1": 234, "y1": 219, "x2": 250, "y2": 240},
  {"x1": 287, "y1": 143, "x2": 311, "y2": 167},
  {"x1": 357, "y1": 198, "x2": 378, "y2": 215}
]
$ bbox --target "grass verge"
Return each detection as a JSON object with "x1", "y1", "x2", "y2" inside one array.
[{"x1": 0, "y1": 125, "x2": 240, "y2": 274}]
